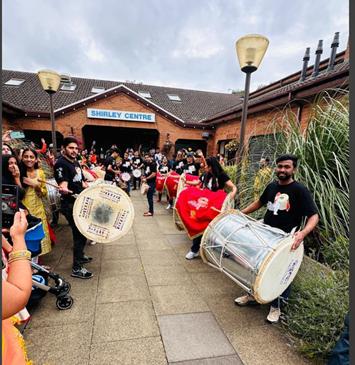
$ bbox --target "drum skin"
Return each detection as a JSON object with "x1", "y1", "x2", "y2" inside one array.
[
  {"x1": 46, "y1": 178, "x2": 61, "y2": 210},
  {"x1": 132, "y1": 169, "x2": 142, "y2": 178},
  {"x1": 73, "y1": 184, "x2": 134, "y2": 243},
  {"x1": 201, "y1": 210, "x2": 304, "y2": 304}
]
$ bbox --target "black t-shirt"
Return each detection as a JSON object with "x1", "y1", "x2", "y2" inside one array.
[
  {"x1": 54, "y1": 155, "x2": 85, "y2": 198},
  {"x1": 183, "y1": 162, "x2": 200, "y2": 176},
  {"x1": 144, "y1": 162, "x2": 157, "y2": 182},
  {"x1": 158, "y1": 164, "x2": 170, "y2": 174},
  {"x1": 173, "y1": 159, "x2": 187, "y2": 175},
  {"x1": 104, "y1": 156, "x2": 119, "y2": 181},
  {"x1": 132, "y1": 157, "x2": 143, "y2": 168},
  {"x1": 120, "y1": 159, "x2": 132, "y2": 173},
  {"x1": 200, "y1": 172, "x2": 230, "y2": 192},
  {"x1": 260, "y1": 181, "x2": 318, "y2": 233}
]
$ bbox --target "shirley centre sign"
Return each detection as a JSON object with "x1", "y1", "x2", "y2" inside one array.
[{"x1": 87, "y1": 108, "x2": 155, "y2": 122}]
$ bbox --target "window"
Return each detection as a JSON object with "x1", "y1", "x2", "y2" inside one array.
[
  {"x1": 138, "y1": 91, "x2": 152, "y2": 99},
  {"x1": 4, "y1": 78, "x2": 25, "y2": 86},
  {"x1": 60, "y1": 83, "x2": 77, "y2": 91},
  {"x1": 167, "y1": 94, "x2": 181, "y2": 102},
  {"x1": 91, "y1": 86, "x2": 105, "y2": 93}
]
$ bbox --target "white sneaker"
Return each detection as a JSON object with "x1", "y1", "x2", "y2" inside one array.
[
  {"x1": 166, "y1": 204, "x2": 172, "y2": 210},
  {"x1": 266, "y1": 306, "x2": 281, "y2": 323},
  {"x1": 90, "y1": 241, "x2": 97, "y2": 245},
  {"x1": 234, "y1": 294, "x2": 256, "y2": 306},
  {"x1": 185, "y1": 251, "x2": 199, "y2": 260}
]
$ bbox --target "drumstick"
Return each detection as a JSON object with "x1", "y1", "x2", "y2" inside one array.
[
  {"x1": 211, "y1": 207, "x2": 221, "y2": 213},
  {"x1": 37, "y1": 179, "x2": 74, "y2": 194}
]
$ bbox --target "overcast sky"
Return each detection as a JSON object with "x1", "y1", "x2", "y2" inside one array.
[{"x1": 3, "y1": 0, "x2": 349, "y2": 93}]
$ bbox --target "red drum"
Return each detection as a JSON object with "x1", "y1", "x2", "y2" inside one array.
[
  {"x1": 165, "y1": 171, "x2": 180, "y2": 199},
  {"x1": 175, "y1": 186, "x2": 233, "y2": 239},
  {"x1": 156, "y1": 172, "x2": 167, "y2": 193}
]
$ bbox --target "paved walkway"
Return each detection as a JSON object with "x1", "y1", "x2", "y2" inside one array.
[{"x1": 25, "y1": 190, "x2": 310, "y2": 365}]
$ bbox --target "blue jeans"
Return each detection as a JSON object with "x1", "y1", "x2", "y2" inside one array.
[
  {"x1": 327, "y1": 313, "x2": 349, "y2": 365},
  {"x1": 270, "y1": 285, "x2": 292, "y2": 308},
  {"x1": 147, "y1": 180, "x2": 156, "y2": 214}
]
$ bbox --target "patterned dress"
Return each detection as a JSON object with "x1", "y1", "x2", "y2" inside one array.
[{"x1": 22, "y1": 169, "x2": 52, "y2": 255}]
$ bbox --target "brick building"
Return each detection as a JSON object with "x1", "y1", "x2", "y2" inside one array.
[{"x1": 2, "y1": 41, "x2": 349, "y2": 159}]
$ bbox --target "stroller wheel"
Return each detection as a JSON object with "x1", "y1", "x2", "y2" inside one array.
[
  {"x1": 56, "y1": 295, "x2": 74, "y2": 310},
  {"x1": 62, "y1": 281, "x2": 71, "y2": 295}
]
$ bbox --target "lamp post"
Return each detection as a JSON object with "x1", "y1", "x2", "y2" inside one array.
[
  {"x1": 234, "y1": 34, "x2": 269, "y2": 166},
  {"x1": 37, "y1": 70, "x2": 61, "y2": 158}
]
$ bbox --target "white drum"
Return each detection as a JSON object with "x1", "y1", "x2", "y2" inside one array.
[
  {"x1": 132, "y1": 169, "x2": 142, "y2": 178},
  {"x1": 121, "y1": 172, "x2": 131, "y2": 182},
  {"x1": 46, "y1": 178, "x2": 61, "y2": 211},
  {"x1": 201, "y1": 210, "x2": 303, "y2": 304},
  {"x1": 73, "y1": 184, "x2": 134, "y2": 243}
]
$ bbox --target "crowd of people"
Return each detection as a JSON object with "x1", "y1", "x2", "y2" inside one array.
[{"x1": 3, "y1": 133, "x2": 330, "y2": 363}]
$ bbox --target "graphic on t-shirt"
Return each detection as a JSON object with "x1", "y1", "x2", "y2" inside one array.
[
  {"x1": 267, "y1": 192, "x2": 290, "y2": 215},
  {"x1": 73, "y1": 167, "x2": 83, "y2": 183}
]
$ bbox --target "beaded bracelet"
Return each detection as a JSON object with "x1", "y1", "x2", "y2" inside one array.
[{"x1": 8, "y1": 250, "x2": 31, "y2": 264}]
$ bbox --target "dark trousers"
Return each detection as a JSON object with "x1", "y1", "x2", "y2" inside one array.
[
  {"x1": 133, "y1": 176, "x2": 141, "y2": 189},
  {"x1": 270, "y1": 285, "x2": 292, "y2": 308},
  {"x1": 60, "y1": 199, "x2": 87, "y2": 270},
  {"x1": 328, "y1": 313, "x2": 349, "y2": 365},
  {"x1": 191, "y1": 236, "x2": 202, "y2": 253},
  {"x1": 147, "y1": 180, "x2": 156, "y2": 214}
]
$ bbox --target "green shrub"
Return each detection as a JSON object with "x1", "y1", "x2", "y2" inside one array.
[{"x1": 282, "y1": 258, "x2": 349, "y2": 360}]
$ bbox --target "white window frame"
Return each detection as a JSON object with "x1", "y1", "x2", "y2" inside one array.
[
  {"x1": 60, "y1": 84, "x2": 77, "y2": 91},
  {"x1": 4, "y1": 78, "x2": 25, "y2": 86},
  {"x1": 167, "y1": 94, "x2": 181, "y2": 102},
  {"x1": 91, "y1": 86, "x2": 106, "y2": 93},
  {"x1": 138, "y1": 91, "x2": 152, "y2": 99}
]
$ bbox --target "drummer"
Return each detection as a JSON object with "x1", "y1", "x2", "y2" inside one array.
[
  {"x1": 54, "y1": 136, "x2": 93, "y2": 279},
  {"x1": 234, "y1": 154, "x2": 319, "y2": 323},
  {"x1": 103, "y1": 147, "x2": 121, "y2": 183},
  {"x1": 120, "y1": 152, "x2": 133, "y2": 196},
  {"x1": 182, "y1": 152, "x2": 201, "y2": 176},
  {"x1": 132, "y1": 151, "x2": 144, "y2": 190},
  {"x1": 142, "y1": 153, "x2": 157, "y2": 217},
  {"x1": 172, "y1": 150, "x2": 187, "y2": 175},
  {"x1": 157, "y1": 156, "x2": 170, "y2": 203},
  {"x1": 184, "y1": 156, "x2": 237, "y2": 260}
]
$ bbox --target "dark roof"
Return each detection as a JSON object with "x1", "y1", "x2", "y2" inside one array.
[
  {"x1": 2, "y1": 70, "x2": 241, "y2": 124},
  {"x1": 202, "y1": 59, "x2": 349, "y2": 124}
]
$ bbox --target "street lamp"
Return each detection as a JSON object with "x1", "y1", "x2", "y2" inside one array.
[
  {"x1": 37, "y1": 69, "x2": 61, "y2": 158},
  {"x1": 235, "y1": 34, "x2": 269, "y2": 165}
]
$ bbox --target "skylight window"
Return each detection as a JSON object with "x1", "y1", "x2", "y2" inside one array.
[
  {"x1": 167, "y1": 94, "x2": 181, "y2": 102},
  {"x1": 91, "y1": 86, "x2": 106, "y2": 93},
  {"x1": 138, "y1": 91, "x2": 152, "y2": 99},
  {"x1": 60, "y1": 83, "x2": 77, "y2": 91},
  {"x1": 5, "y1": 78, "x2": 25, "y2": 86}
]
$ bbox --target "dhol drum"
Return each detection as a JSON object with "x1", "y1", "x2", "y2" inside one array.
[
  {"x1": 156, "y1": 172, "x2": 167, "y2": 193},
  {"x1": 73, "y1": 184, "x2": 134, "y2": 243},
  {"x1": 121, "y1": 172, "x2": 131, "y2": 182},
  {"x1": 92, "y1": 167, "x2": 106, "y2": 179},
  {"x1": 173, "y1": 173, "x2": 201, "y2": 231},
  {"x1": 201, "y1": 210, "x2": 304, "y2": 304},
  {"x1": 164, "y1": 171, "x2": 180, "y2": 199},
  {"x1": 132, "y1": 169, "x2": 142, "y2": 178},
  {"x1": 46, "y1": 178, "x2": 61, "y2": 212}
]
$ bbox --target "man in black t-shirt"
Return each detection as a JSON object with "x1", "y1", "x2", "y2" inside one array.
[
  {"x1": 182, "y1": 153, "x2": 201, "y2": 176},
  {"x1": 142, "y1": 154, "x2": 157, "y2": 216},
  {"x1": 121, "y1": 152, "x2": 133, "y2": 196},
  {"x1": 235, "y1": 154, "x2": 319, "y2": 323},
  {"x1": 104, "y1": 148, "x2": 120, "y2": 182},
  {"x1": 132, "y1": 151, "x2": 144, "y2": 190},
  {"x1": 54, "y1": 137, "x2": 93, "y2": 279},
  {"x1": 173, "y1": 150, "x2": 187, "y2": 175}
]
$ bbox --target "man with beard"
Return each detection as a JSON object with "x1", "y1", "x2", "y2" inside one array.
[
  {"x1": 54, "y1": 137, "x2": 93, "y2": 279},
  {"x1": 142, "y1": 153, "x2": 157, "y2": 216},
  {"x1": 234, "y1": 154, "x2": 319, "y2": 323}
]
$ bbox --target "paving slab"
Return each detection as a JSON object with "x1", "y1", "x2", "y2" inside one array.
[
  {"x1": 151, "y1": 285, "x2": 209, "y2": 315},
  {"x1": 101, "y1": 244, "x2": 140, "y2": 260},
  {"x1": 100, "y1": 258, "x2": 144, "y2": 277},
  {"x1": 158, "y1": 312, "x2": 236, "y2": 363},
  {"x1": 26, "y1": 321, "x2": 92, "y2": 365},
  {"x1": 89, "y1": 337, "x2": 167, "y2": 365},
  {"x1": 140, "y1": 250, "x2": 181, "y2": 267},
  {"x1": 97, "y1": 274, "x2": 150, "y2": 303},
  {"x1": 93, "y1": 301, "x2": 160, "y2": 343},
  {"x1": 136, "y1": 237, "x2": 173, "y2": 251},
  {"x1": 170, "y1": 355, "x2": 243, "y2": 364},
  {"x1": 145, "y1": 266, "x2": 193, "y2": 286}
]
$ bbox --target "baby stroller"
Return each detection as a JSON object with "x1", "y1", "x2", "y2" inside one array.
[{"x1": 26, "y1": 217, "x2": 74, "y2": 310}]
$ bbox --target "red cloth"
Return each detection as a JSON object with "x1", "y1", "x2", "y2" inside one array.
[
  {"x1": 156, "y1": 172, "x2": 167, "y2": 192},
  {"x1": 47, "y1": 222, "x2": 56, "y2": 244},
  {"x1": 165, "y1": 171, "x2": 180, "y2": 198},
  {"x1": 175, "y1": 186, "x2": 227, "y2": 238}
]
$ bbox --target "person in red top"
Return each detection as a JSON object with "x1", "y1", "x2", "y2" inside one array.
[{"x1": 89, "y1": 150, "x2": 97, "y2": 165}]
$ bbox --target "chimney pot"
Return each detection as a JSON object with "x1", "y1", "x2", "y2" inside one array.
[{"x1": 312, "y1": 40, "x2": 323, "y2": 77}]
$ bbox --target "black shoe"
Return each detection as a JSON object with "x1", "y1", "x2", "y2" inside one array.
[
  {"x1": 71, "y1": 267, "x2": 93, "y2": 279},
  {"x1": 78, "y1": 255, "x2": 93, "y2": 264}
]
